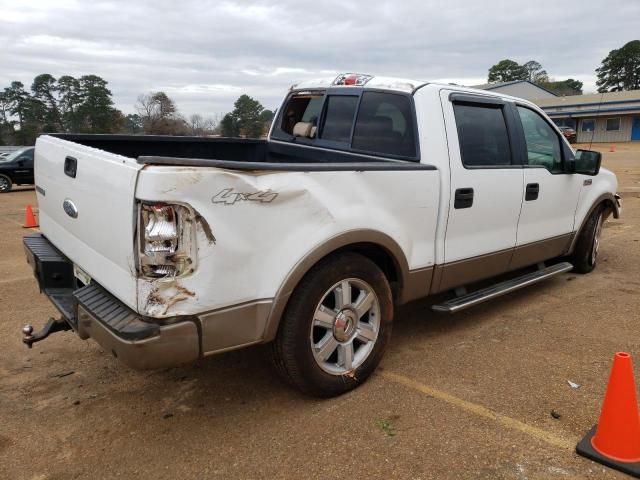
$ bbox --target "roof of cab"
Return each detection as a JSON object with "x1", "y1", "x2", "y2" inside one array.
[
  {"x1": 292, "y1": 74, "x2": 429, "y2": 93},
  {"x1": 290, "y1": 74, "x2": 541, "y2": 109}
]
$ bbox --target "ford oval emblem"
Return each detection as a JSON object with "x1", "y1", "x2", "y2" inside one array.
[{"x1": 63, "y1": 198, "x2": 78, "y2": 218}]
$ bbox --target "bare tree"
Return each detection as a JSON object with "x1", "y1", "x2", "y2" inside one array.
[
  {"x1": 136, "y1": 91, "x2": 186, "y2": 135},
  {"x1": 186, "y1": 113, "x2": 217, "y2": 136}
]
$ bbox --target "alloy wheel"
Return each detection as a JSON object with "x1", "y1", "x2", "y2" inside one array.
[{"x1": 310, "y1": 278, "x2": 380, "y2": 375}]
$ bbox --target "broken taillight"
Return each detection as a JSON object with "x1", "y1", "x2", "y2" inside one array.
[{"x1": 138, "y1": 202, "x2": 195, "y2": 278}]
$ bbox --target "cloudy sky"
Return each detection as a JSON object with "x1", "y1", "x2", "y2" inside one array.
[{"x1": 2, "y1": 0, "x2": 639, "y2": 119}]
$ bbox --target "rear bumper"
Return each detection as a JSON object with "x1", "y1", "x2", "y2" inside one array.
[{"x1": 23, "y1": 234, "x2": 200, "y2": 369}]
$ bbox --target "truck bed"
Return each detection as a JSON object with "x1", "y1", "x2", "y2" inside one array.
[{"x1": 50, "y1": 134, "x2": 435, "y2": 171}]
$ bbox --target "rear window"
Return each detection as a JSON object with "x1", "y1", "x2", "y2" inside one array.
[
  {"x1": 279, "y1": 92, "x2": 324, "y2": 136},
  {"x1": 273, "y1": 89, "x2": 418, "y2": 160},
  {"x1": 320, "y1": 95, "x2": 359, "y2": 143},
  {"x1": 352, "y1": 92, "x2": 416, "y2": 157}
]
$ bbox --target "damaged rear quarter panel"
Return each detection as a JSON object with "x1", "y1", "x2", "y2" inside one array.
[{"x1": 134, "y1": 165, "x2": 439, "y2": 326}]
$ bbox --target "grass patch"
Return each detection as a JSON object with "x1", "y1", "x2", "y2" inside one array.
[{"x1": 375, "y1": 419, "x2": 396, "y2": 437}]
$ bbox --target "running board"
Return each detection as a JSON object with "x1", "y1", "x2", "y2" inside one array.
[{"x1": 431, "y1": 262, "x2": 573, "y2": 314}]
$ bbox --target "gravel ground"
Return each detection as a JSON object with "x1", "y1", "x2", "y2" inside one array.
[{"x1": 1, "y1": 148, "x2": 638, "y2": 480}]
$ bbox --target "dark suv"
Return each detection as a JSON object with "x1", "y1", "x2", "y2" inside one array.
[{"x1": 0, "y1": 147, "x2": 35, "y2": 192}]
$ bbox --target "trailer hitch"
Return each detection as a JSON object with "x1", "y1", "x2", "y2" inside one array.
[{"x1": 22, "y1": 318, "x2": 71, "y2": 348}]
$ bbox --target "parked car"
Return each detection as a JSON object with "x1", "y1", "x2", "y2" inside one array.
[
  {"x1": 23, "y1": 74, "x2": 620, "y2": 397},
  {"x1": 0, "y1": 147, "x2": 35, "y2": 192},
  {"x1": 559, "y1": 126, "x2": 577, "y2": 143}
]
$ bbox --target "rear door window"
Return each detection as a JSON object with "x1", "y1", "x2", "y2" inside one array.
[
  {"x1": 453, "y1": 103, "x2": 512, "y2": 167},
  {"x1": 352, "y1": 92, "x2": 416, "y2": 158},
  {"x1": 319, "y1": 95, "x2": 359, "y2": 143}
]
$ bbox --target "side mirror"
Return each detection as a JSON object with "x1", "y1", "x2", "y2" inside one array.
[{"x1": 574, "y1": 149, "x2": 602, "y2": 176}]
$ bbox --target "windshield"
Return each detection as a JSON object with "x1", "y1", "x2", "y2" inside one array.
[{"x1": 1, "y1": 148, "x2": 30, "y2": 163}]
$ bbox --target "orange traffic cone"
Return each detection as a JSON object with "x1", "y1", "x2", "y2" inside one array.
[
  {"x1": 577, "y1": 352, "x2": 640, "y2": 477},
  {"x1": 609, "y1": 144, "x2": 616, "y2": 153},
  {"x1": 23, "y1": 205, "x2": 38, "y2": 228}
]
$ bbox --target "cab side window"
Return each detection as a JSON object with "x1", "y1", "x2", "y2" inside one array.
[
  {"x1": 453, "y1": 103, "x2": 512, "y2": 167},
  {"x1": 517, "y1": 106, "x2": 562, "y2": 173}
]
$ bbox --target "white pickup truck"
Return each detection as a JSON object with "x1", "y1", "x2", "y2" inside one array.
[{"x1": 23, "y1": 73, "x2": 620, "y2": 397}]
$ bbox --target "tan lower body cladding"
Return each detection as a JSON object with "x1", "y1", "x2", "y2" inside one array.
[
  {"x1": 196, "y1": 234, "x2": 573, "y2": 356},
  {"x1": 430, "y1": 234, "x2": 573, "y2": 294}
]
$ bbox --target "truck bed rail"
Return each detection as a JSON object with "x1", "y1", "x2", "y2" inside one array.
[{"x1": 137, "y1": 156, "x2": 437, "y2": 171}]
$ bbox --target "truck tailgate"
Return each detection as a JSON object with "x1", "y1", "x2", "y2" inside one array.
[{"x1": 34, "y1": 135, "x2": 143, "y2": 310}]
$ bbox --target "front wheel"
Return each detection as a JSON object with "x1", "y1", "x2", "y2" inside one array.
[
  {"x1": 570, "y1": 206, "x2": 604, "y2": 274},
  {"x1": 271, "y1": 252, "x2": 393, "y2": 397}
]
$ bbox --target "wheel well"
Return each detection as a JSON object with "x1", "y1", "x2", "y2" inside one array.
[
  {"x1": 601, "y1": 198, "x2": 618, "y2": 219},
  {"x1": 333, "y1": 243, "x2": 401, "y2": 299},
  {"x1": 263, "y1": 235, "x2": 408, "y2": 343}
]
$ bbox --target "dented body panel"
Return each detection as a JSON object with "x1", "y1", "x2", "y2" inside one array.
[{"x1": 135, "y1": 166, "x2": 439, "y2": 352}]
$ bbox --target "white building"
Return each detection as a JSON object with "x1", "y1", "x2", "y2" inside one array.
[
  {"x1": 533, "y1": 90, "x2": 640, "y2": 143},
  {"x1": 471, "y1": 80, "x2": 558, "y2": 100}
]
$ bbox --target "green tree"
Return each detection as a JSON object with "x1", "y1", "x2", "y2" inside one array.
[
  {"x1": 596, "y1": 40, "x2": 640, "y2": 92},
  {"x1": 1, "y1": 73, "x2": 123, "y2": 143},
  {"x1": 221, "y1": 94, "x2": 266, "y2": 138},
  {"x1": 31, "y1": 74, "x2": 61, "y2": 131},
  {"x1": 2, "y1": 81, "x2": 41, "y2": 144},
  {"x1": 540, "y1": 78, "x2": 583, "y2": 96},
  {"x1": 220, "y1": 112, "x2": 240, "y2": 137},
  {"x1": 259, "y1": 109, "x2": 275, "y2": 133},
  {"x1": 57, "y1": 75, "x2": 83, "y2": 132},
  {"x1": 4, "y1": 81, "x2": 30, "y2": 130},
  {"x1": 0, "y1": 90, "x2": 16, "y2": 144},
  {"x1": 522, "y1": 61, "x2": 549, "y2": 84},
  {"x1": 77, "y1": 75, "x2": 121, "y2": 133},
  {"x1": 488, "y1": 59, "x2": 528, "y2": 83},
  {"x1": 124, "y1": 113, "x2": 143, "y2": 134}
]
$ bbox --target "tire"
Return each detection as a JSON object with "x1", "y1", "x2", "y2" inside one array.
[
  {"x1": 570, "y1": 205, "x2": 605, "y2": 274},
  {"x1": 0, "y1": 174, "x2": 12, "y2": 193},
  {"x1": 271, "y1": 252, "x2": 394, "y2": 397}
]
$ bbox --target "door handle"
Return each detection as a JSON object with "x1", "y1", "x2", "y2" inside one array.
[
  {"x1": 454, "y1": 188, "x2": 474, "y2": 209},
  {"x1": 525, "y1": 183, "x2": 539, "y2": 201}
]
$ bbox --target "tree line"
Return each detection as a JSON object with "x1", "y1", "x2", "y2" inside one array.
[
  {"x1": 132, "y1": 92, "x2": 274, "y2": 138},
  {"x1": 0, "y1": 73, "x2": 275, "y2": 146},
  {"x1": 0, "y1": 74, "x2": 123, "y2": 145},
  {"x1": 487, "y1": 40, "x2": 640, "y2": 94}
]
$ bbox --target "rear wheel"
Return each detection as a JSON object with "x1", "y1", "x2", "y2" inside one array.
[
  {"x1": 570, "y1": 205, "x2": 605, "y2": 274},
  {"x1": 271, "y1": 252, "x2": 393, "y2": 397},
  {"x1": 0, "y1": 175, "x2": 12, "y2": 193}
]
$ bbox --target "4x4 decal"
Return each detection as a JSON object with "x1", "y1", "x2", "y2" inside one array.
[{"x1": 211, "y1": 188, "x2": 278, "y2": 205}]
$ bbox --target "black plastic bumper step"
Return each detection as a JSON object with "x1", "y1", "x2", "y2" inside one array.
[
  {"x1": 431, "y1": 262, "x2": 573, "y2": 313},
  {"x1": 75, "y1": 283, "x2": 160, "y2": 341}
]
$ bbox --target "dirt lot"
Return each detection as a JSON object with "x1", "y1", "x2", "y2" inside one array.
[{"x1": 1, "y1": 146, "x2": 639, "y2": 480}]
